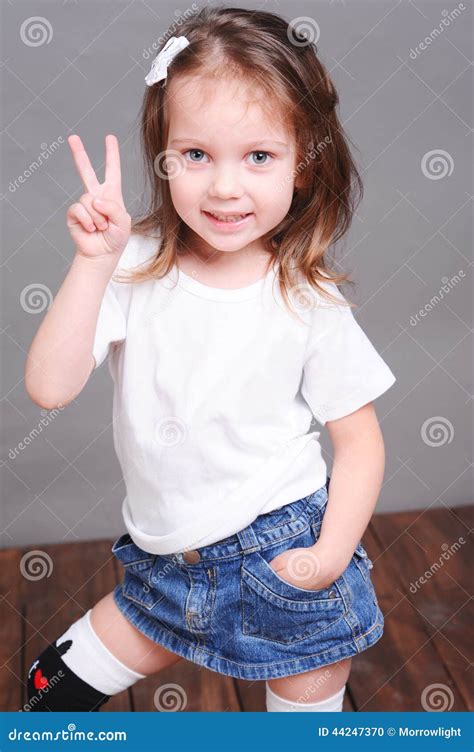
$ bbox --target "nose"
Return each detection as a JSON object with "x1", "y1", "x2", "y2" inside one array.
[{"x1": 208, "y1": 165, "x2": 244, "y2": 200}]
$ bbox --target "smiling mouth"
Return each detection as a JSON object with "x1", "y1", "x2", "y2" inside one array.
[{"x1": 203, "y1": 211, "x2": 253, "y2": 223}]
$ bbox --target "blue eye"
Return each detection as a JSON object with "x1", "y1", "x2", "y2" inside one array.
[
  {"x1": 248, "y1": 150, "x2": 273, "y2": 166},
  {"x1": 183, "y1": 149, "x2": 208, "y2": 163},
  {"x1": 182, "y1": 149, "x2": 274, "y2": 165}
]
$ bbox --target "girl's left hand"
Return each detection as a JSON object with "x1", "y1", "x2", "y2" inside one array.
[{"x1": 268, "y1": 545, "x2": 341, "y2": 591}]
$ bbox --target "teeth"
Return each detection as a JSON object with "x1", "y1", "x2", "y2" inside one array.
[{"x1": 208, "y1": 212, "x2": 248, "y2": 222}]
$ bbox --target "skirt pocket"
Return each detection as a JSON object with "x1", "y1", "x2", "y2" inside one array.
[
  {"x1": 240, "y1": 550, "x2": 348, "y2": 645},
  {"x1": 111, "y1": 533, "x2": 164, "y2": 611},
  {"x1": 111, "y1": 533, "x2": 154, "y2": 571},
  {"x1": 352, "y1": 542, "x2": 374, "y2": 585},
  {"x1": 348, "y1": 542, "x2": 381, "y2": 630},
  {"x1": 121, "y1": 571, "x2": 165, "y2": 611}
]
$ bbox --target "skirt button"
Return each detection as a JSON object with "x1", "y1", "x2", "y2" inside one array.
[
  {"x1": 183, "y1": 549, "x2": 201, "y2": 564},
  {"x1": 328, "y1": 590, "x2": 337, "y2": 598}
]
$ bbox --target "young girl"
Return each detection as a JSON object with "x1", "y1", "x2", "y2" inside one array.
[{"x1": 24, "y1": 6, "x2": 396, "y2": 713}]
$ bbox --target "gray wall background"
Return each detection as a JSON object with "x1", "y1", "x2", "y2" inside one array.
[{"x1": 1, "y1": 0, "x2": 472, "y2": 549}]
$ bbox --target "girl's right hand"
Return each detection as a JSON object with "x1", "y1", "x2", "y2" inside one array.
[{"x1": 66, "y1": 134, "x2": 132, "y2": 260}]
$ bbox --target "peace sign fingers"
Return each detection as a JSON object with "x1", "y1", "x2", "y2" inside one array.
[
  {"x1": 67, "y1": 134, "x2": 101, "y2": 194},
  {"x1": 104, "y1": 134, "x2": 122, "y2": 195}
]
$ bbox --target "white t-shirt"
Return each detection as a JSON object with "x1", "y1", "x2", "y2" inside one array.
[{"x1": 92, "y1": 231, "x2": 396, "y2": 555}]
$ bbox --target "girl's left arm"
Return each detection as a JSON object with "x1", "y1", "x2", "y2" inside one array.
[{"x1": 312, "y1": 401, "x2": 386, "y2": 578}]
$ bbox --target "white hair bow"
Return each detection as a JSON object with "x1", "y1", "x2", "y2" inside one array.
[{"x1": 145, "y1": 35, "x2": 190, "y2": 87}]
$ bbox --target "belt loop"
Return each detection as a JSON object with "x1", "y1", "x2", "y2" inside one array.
[{"x1": 236, "y1": 524, "x2": 260, "y2": 554}]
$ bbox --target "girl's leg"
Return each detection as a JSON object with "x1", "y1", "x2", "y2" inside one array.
[
  {"x1": 25, "y1": 591, "x2": 181, "y2": 712},
  {"x1": 90, "y1": 591, "x2": 182, "y2": 676},
  {"x1": 266, "y1": 657, "x2": 351, "y2": 712}
]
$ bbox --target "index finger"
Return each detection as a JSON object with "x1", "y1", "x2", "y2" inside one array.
[
  {"x1": 67, "y1": 134, "x2": 101, "y2": 193},
  {"x1": 104, "y1": 134, "x2": 122, "y2": 193}
]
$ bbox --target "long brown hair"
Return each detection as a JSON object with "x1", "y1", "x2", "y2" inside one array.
[{"x1": 117, "y1": 5, "x2": 363, "y2": 318}]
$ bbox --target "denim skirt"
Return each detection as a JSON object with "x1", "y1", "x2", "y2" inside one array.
[{"x1": 111, "y1": 480, "x2": 384, "y2": 681}]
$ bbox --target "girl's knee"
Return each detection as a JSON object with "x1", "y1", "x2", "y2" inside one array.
[
  {"x1": 266, "y1": 657, "x2": 352, "y2": 706},
  {"x1": 90, "y1": 592, "x2": 182, "y2": 676},
  {"x1": 266, "y1": 680, "x2": 347, "y2": 712}
]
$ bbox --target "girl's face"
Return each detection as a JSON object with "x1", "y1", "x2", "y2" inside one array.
[{"x1": 165, "y1": 75, "x2": 300, "y2": 260}]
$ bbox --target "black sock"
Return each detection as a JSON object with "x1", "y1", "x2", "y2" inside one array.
[{"x1": 25, "y1": 639, "x2": 111, "y2": 712}]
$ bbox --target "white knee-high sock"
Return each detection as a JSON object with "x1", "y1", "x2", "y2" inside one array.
[
  {"x1": 56, "y1": 610, "x2": 146, "y2": 695},
  {"x1": 266, "y1": 681, "x2": 346, "y2": 712}
]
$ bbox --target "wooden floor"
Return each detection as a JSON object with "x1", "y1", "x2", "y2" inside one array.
[{"x1": 1, "y1": 504, "x2": 472, "y2": 712}]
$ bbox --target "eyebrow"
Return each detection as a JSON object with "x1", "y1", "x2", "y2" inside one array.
[{"x1": 170, "y1": 138, "x2": 288, "y2": 149}]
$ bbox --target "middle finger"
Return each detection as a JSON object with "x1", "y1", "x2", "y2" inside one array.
[{"x1": 104, "y1": 134, "x2": 122, "y2": 193}]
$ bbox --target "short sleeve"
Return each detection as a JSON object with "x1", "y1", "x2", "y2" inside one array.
[
  {"x1": 300, "y1": 287, "x2": 396, "y2": 426},
  {"x1": 91, "y1": 233, "x2": 147, "y2": 369},
  {"x1": 92, "y1": 281, "x2": 127, "y2": 369}
]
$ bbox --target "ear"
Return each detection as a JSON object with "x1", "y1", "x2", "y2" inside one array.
[{"x1": 293, "y1": 172, "x2": 304, "y2": 192}]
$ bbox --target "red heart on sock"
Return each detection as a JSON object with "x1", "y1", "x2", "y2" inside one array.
[{"x1": 34, "y1": 669, "x2": 49, "y2": 690}]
